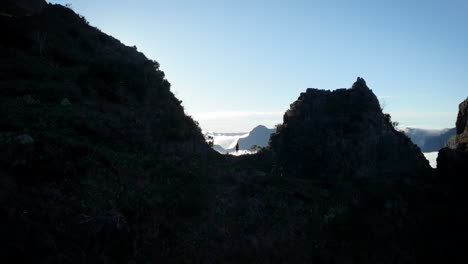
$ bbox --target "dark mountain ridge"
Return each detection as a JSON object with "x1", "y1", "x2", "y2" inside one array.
[
  {"x1": 1, "y1": 3, "x2": 216, "y2": 262},
  {"x1": 1, "y1": 2, "x2": 468, "y2": 263}
]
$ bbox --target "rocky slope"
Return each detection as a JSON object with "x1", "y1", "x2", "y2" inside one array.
[
  {"x1": 437, "y1": 97, "x2": 468, "y2": 177},
  {"x1": 269, "y1": 77, "x2": 431, "y2": 180},
  {"x1": 455, "y1": 97, "x2": 468, "y2": 150},
  {"x1": 0, "y1": 3, "x2": 216, "y2": 262}
]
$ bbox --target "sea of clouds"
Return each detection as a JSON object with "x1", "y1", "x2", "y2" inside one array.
[{"x1": 205, "y1": 131, "x2": 441, "y2": 167}]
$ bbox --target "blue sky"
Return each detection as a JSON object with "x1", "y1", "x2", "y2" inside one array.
[{"x1": 49, "y1": 0, "x2": 468, "y2": 132}]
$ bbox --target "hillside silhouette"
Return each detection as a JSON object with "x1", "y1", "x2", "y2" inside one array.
[{"x1": 1, "y1": 2, "x2": 468, "y2": 263}]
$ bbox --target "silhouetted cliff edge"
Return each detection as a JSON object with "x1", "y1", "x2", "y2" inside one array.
[
  {"x1": 269, "y1": 77, "x2": 431, "y2": 180},
  {"x1": 437, "y1": 97, "x2": 468, "y2": 177},
  {"x1": 0, "y1": 3, "x2": 214, "y2": 262}
]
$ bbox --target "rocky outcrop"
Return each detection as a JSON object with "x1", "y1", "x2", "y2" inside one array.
[
  {"x1": 455, "y1": 97, "x2": 468, "y2": 150},
  {"x1": 437, "y1": 97, "x2": 468, "y2": 177},
  {"x1": 269, "y1": 77, "x2": 431, "y2": 180}
]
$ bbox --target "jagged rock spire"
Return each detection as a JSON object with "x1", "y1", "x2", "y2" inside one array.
[
  {"x1": 456, "y1": 97, "x2": 468, "y2": 136},
  {"x1": 351, "y1": 77, "x2": 368, "y2": 90}
]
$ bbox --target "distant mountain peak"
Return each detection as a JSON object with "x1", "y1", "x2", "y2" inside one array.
[
  {"x1": 252, "y1": 125, "x2": 268, "y2": 131},
  {"x1": 236, "y1": 125, "x2": 275, "y2": 150}
]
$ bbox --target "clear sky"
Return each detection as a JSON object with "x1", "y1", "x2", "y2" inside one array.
[{"x1": 49, "y1": 0, "x2": 468, "y2": 132}]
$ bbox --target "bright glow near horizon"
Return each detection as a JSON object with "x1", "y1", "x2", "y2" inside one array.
[{"x1": 49, "y1": 0, "x2": 468, "y2": 132}]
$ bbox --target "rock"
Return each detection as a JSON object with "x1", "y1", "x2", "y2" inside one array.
[
  {"x1": 437, "y1": 97, "x2": 468, "y2": 177},
  {"x1": 0, "y1": 4, "x2": 214, "y2": 261},
  {"x1": 269, "y1": 77, "x2": 431, "y2": 180},
  {"x1": 455, "y1": 97, "x2": 468, "y2": 150},
  {"x1": 237, "y1": 125, "x2": 275, "y2": 150},
  {"x1": 437, "y1": 147, "x2": 468, "y2": 177}
]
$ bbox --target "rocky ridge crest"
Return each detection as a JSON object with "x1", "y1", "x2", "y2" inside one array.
[{"x1": 269, "y1": 77, "x2": 430, "y2": 180}]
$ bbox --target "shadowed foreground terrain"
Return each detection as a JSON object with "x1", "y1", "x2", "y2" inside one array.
[{"x1": 1, "y1": 2, "x2": 468, "y2": 263}]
